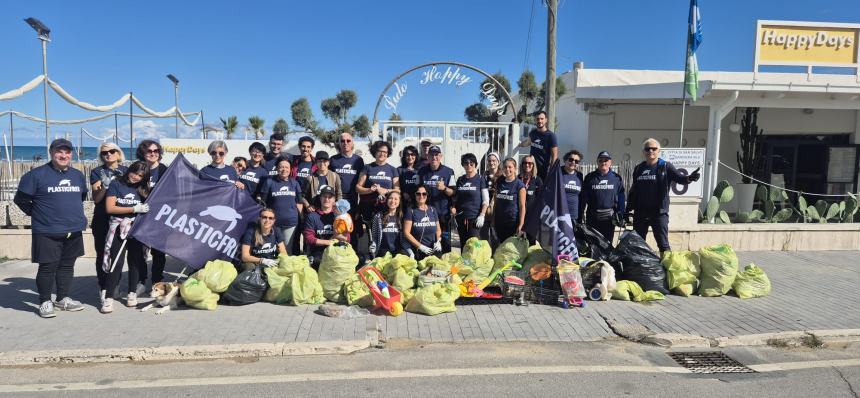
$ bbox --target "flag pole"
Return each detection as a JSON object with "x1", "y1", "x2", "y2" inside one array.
[{"x1": 679, "y1": 10, "x2": 692, "y2": 149}]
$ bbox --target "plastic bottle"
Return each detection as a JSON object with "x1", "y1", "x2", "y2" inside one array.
[{"x1": 377, "y1": 281, "x2": 390, "y2": 298}]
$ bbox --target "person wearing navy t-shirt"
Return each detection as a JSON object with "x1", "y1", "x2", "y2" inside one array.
[
  {"x1": 15, "y1": 138, "x2": 89, "y2": 318},
  {"x1": 492, "y1": 158, "x2": 527, "y2": 243},
  {"x1": 518, "y1": 111, "x2": 558, "y2": 180},
  {"x1": 303, "y1": 186, "x2": 350, "y2": 268},
  {"x1": 240, "y1": 208, "x2": 287, "y2": 271},
  {"x1": 451, "y1": 153, "x2": 489, "y2": 243},
  {"x1": 101, "y1": 161, "x2": 152, "y2": 314},
  {"x1": 200, "y1": 140, "x2": 245, "y2": 189},
  {"x1": 403, "y1": 186, "x2": 442, "y2": 260},
  {"x1": 356, "y1": 141, "x2": 400, "y2": 233},
  {"x1": 397, "y1": 145, "x2": 421, "y2": 206},
  {"x1": 90, "y1": 142, "x2": 128, "y2": 301},
  {"x1": 561, "y1": 149, "x2": 585, "y2": 224},
  {"x1": 291, "y1": 136, "x2": 316, "y2": 187},
  {"x1": 264, "y1": 133, "x2": 289, "y2": 177},
  {"x1": 330, "y1": 132, "x2": 365, "y2": 250},
  {"x1": 136, "y1": 140, "x2": 168, "y2": 290},
  {"x1": 627, "y1": 138, "x2": 699, "y2": 255},
  {"x1": 259, "y1": 157, "x2": 304, "y2": 254},
  {"x1": 369, "y1": 191, "x2": 405, "y2": 258},
  {"x1": 240, "y1": 142, "x2": 269, "y2": 198},
  {"x1": 519, "y1": 155, "x2": 544, "y2": 220},
  {"x1": 582, "y1": 151, "x2": 626, "y2": 244},
  {"x1": 418, "y1": 145, "x2": 455, "y2": 253}
]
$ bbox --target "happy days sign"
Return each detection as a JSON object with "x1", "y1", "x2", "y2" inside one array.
[{"x1": 383, "y1": 64, "x2": 509, "y2": 117}]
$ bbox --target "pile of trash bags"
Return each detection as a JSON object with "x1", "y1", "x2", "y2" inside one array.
[
  {"x1": 180, "y1": 260, "x2": 238, "y2": 310},
  {"x1": 662, "y1": 244, "x2": 771, "y2": 299}
]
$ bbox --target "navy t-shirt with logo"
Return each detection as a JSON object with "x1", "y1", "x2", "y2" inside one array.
[
  {"x1": 363, "y1": 162, "x2": 399, "y2": 190},
  {"x1": 90, "y1": 165, "x2": 128, "y2": 220},
  {"x1": 404, "y1": 206, "x2": 438, "y2": 247},
  {"x1": 239, "y1": 165, "x2": 268, "y2": 196},
  {"x1": 529, "y1": 129, "x2": 558, "y2": 175},
  {"x1": 418, "y1": 165, "x2": 456, "y2": 219},
  {"x1": 377, "y1": 215, "x2": 402, "y2": 255},
  {"x1": 304, "y1": 210, "x2": 337, "y2": 258},
  {"x1": 240, "y1": 227, "x2": 284, "y2": 260},
  {"x1": 455, "y1": 174, "x2": 487, "y2": 219},
  {"x1": 493, "y1": 178, "x2": 526, "y2": 221},
  {"x1": 17, "y1": 163, "x2": 88, "y2": 234},
  {"x1": 200, "y1": 165, "x2": 239, "y2": 183},
  {"x1": 561, "y1": 170, "x2": 583, "y2": 221},
  {"x1": 398, "y1": 167, "x2": 420, "y2": 198},
  {"x1": 583, "y1": 170, "x2": 625, "y2": 213},
  {"x1": 107, "y1": 180, "x2": 144, "y2": 219},
  {"x1": 294, "y1": 159, "x2": 314, "y2": 186},
  {"x1": 259, "y1": 177, "x2": 303, "y2": 228},
  {"x1": 330, "y1": 154, "x2": 365, "y2": 198},
  {"x1": 265, "y1": 153, "x2": 292, "y2": 177}
]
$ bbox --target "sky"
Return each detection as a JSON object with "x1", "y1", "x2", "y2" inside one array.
[{"x1": 1, "y1": 0, "x2": 859, "y2": 146}]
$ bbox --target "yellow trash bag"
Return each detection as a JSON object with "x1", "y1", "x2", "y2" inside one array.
[
  {"x1": 611, "y1": 280, "x2": 665, "y2": 302},
  {"x1": 382, "y1": 254, "x2": 419, "y2": 291},
  {"x1": 698, "y1": 244, "x2": 739, "y2": 297},
  {"x1": 732, "y1": 264, "x2": 771, "y2": 299},
  {"x1": 661, "y1": 251, "x2": 701, "y2": 296},
  {"x1": 180, "y1": 277, "x2": 219, "y2": 310},
  {"x1": 461, "y1": 238, "x2": 494, "y2": 283},
  {"x1": 265, "y1": 255, "x2": 323, "y2": 305},
  {"x1": 191, "y1": 260, "x2": 238, "y2": 293},
  {"x1": 343, "y1": 272, "x2": 375, "y2": 308},
  {"x1": 405, "y1": 283, "x2": 460, "y2": 315},
  {"x1": 319, "y1": 242, "x2": 360, "y2": 303}
]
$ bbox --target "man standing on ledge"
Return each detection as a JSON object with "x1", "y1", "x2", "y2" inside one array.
[
  {"x1": 518, "y1": 110, "x2": 558, "y2": 180},
  {"x1": 14, "y1": 138, "x2": 88, "y2": 318},
  {"x1": 330, "y1": 132, "x2": 365, "y2": 250},
  {"x1": 627, "y1": 138, "x2": 700, "y2": 256}
]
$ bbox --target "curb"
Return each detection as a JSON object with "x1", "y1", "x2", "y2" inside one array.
[{"x1": 645, "y1": 329, "x2": 860, "y2": 349}]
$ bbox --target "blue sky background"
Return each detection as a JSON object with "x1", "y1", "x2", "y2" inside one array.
[{"x1": 1, "y1": 0, "x2": 858, "y2": 145}]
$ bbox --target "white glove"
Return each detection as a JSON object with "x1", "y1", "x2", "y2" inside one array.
[
  {"x1": 261, "y1": 258, "x2": 278, "y2": 268},
  {"x1": 433, "y1": 240, "x2": 442, "y2": 253},
  {"x1": 368, "y1": 243, "x2": 377, "y2": 256},
  {"x1": 407, "y1": 249, "x2": 415, "y2": 259},
  {"x1": 475, "y1": 214, "x2": 485, "y2": 229},
  {"x1": 418, "y1": 245, "x2": 434, "y2": 256},
  {"x1": 133, "y1": 203, "x2": 150, "y2": 214}
]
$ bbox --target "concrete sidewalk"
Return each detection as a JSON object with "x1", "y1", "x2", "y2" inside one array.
[{"x1": 1, "y1": 251, "x2": 858, "y2": 364}]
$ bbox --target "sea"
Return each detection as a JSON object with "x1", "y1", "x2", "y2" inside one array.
[{"x1": 1, "y1": 145, "x2": 120, "y2": 162}]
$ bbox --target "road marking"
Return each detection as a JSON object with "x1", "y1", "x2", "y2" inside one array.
[{"x1": 1, "y1": 359, "x2": 859, "y2": 393}]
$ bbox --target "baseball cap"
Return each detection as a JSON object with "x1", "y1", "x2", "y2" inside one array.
[
  {"x1": 318, "y1": 185, "x2": 336, "y2": 196},
  {"x1": 49, "y1": 138, "x2": 74, "y2": 152},
  {"x1": 428, "y1": 145, "x2": 442, "y2": 155},
  {"x1": 315, "y1": 151, "x2": 330, "y2": 161},
  {"x1": 597, "y1": 151, "x2": 612, "y2": 160}
]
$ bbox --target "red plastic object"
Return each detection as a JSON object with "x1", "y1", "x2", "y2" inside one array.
[{"x1": 358, "y1": 266, "x2": 402, "y2": 315}]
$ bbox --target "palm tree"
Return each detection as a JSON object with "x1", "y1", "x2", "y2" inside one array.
[
  {"x1": 248, "y1": 116, "x2": 266, "y2": 139},
  {"x1": 220, "y1": 116, "x2": 238, "y2": 139}
]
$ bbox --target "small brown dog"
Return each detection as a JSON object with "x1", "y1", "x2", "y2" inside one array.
[{"x1": 140, "y1": 282, "x2": 182, "y2": 314}]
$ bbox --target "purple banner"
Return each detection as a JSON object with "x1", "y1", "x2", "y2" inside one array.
[
  {"x1": 129, "y1": 153, "x2": 262, "y2": 269},
  {"x1": 523, "y1": 160, "x2": 579, "y2": 260}
]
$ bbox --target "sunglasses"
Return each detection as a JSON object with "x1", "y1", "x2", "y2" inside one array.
[
  {"x1": 566, "y1": 158, "x2": 580, "y2": 164},
  {"x1": 340, "y1": 139, "x2": 352, "y2": 144},
  {"x1": 100, "y1": 149, "x2": 119, "y2": 156},
  {"x1": 523, "y1": 162, "x2": 535, "y2": 166},
  {"x1": 644, "y1": 147, "x2": 659, "y2": 152},
  {"x1": 146, "y1": 148, "x2": 160, "y2": 154},
  {"x1": 210, "y1": 151, "x2": 225, "y2": 156},
  {"x1": 406, "y1": 152, "x2": 417, "y2": 157},
  {"x1": 414, "y1": 192, "x2": 428, "y2": 197},
  {"x1": 260, "y1": 215, "x2": 275, "y2": 220}
]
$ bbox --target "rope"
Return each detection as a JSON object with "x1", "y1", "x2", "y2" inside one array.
[
  {"x1": 0, "y1": 110, "x2": 200, "y2": 125},
  {"x1": 0, "y1": 75, "x2": 44, "y2": 101},
  {"x1": 717, "y1": 160, "x2": 855, "y2": 198},
  {"x1": 80, "y1": 128, "x2": 116, "y2": 142}
]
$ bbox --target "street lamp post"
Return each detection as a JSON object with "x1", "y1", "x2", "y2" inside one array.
[
  {"x1": 166, "y1": 74, "x2": 179, "y2": 138},
  {"x1": 24, "y1": 18, "x2": 51, "y2": 156}
]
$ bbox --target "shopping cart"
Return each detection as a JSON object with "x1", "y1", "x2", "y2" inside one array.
[{"x1": 499, "y1": 267, "x2": 563, "y2": 306}]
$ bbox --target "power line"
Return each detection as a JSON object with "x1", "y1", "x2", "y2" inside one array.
[{"x1": 523, "y1": 0, "x2": 536, "y2": 72}]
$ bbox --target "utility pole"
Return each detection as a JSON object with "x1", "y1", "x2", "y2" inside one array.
[{"x1": 545, "y1": 0, "x2": 557, "y2": 131}]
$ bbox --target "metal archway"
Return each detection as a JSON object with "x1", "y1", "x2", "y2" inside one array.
[{"x1": 371, "y1": 61, "x2": 521, "y2": 135}]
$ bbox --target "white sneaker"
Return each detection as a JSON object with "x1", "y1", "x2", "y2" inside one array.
[
  {"x1": 100, "y1": 298, "x2": 114, "y2": 314},
  {"x1": 39, "y1": 301, "x2": 56, "y2": 318},
  {"x1": 53, "y1": 297, "x2": 84, "y2": 312},
  {"x1": 126, "y1": 292, "x2": 138, "y2": 307}
]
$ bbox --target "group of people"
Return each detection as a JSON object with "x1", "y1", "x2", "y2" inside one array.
[{"x1": 15, "y1": 109, "x2": 699, "y2": 318}]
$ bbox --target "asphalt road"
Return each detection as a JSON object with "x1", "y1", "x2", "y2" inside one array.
[{"x1": 0, "y1": 340, "x2": 858, "y2": 397}]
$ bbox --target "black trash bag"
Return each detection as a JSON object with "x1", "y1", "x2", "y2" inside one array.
[
  {"x1": 221, "y1": 266, "x2": 268, "y2": 305},
  {"x1": 574, "y1": 223, "x2": 614, "y2": 261},
  {"x1": 608, "y1": 230, "x2": 668, "y2": 294}
]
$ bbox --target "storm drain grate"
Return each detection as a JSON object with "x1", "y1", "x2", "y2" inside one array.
[{"x1": 668, "y1": 351, "x2": 756, "y2": 374}]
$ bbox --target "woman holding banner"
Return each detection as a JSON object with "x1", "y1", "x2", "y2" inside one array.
[
  {"x1": 90, "y1": 142, "x2": 127, "y2": 303},
  {"x1": 491, "y1": 158, "x2": 526, "y2": 243},
  {"x1": 240, "y1": 208, "x2": 287, "y2": 270},
  {"x1": 201, "y1": 140, "x2": 245, "y2": 190},
  {"x1": 136, "y1": 140, "x2": 168, "y2": 291},
  {"x1": 101, "y1": 161, "x2": 152, "y2": 314},
  {"x1": 259, "y1": 156, "x2": 304, "y2": 254}
]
